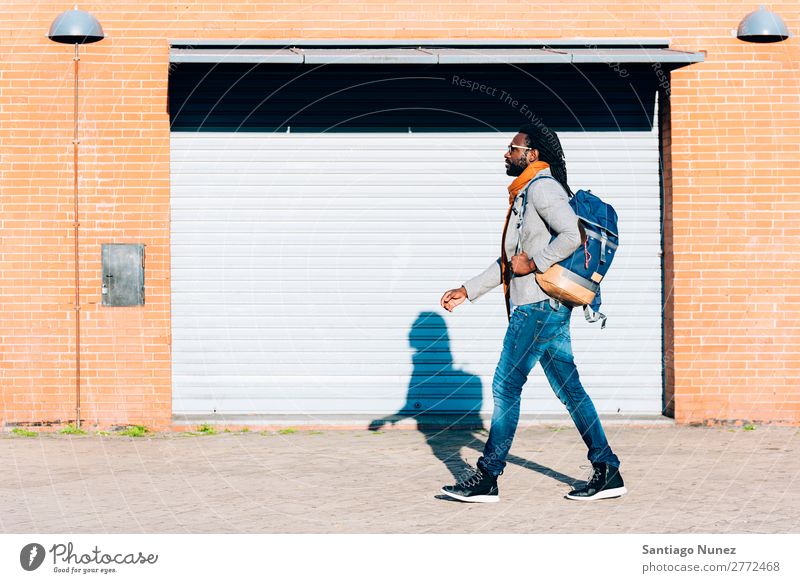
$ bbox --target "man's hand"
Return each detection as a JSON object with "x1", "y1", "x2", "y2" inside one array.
[
  {"x1": 440, "y1": 286, "x2": 468, "y2": 312},
  {"x1": 510, "y1": 252, "x2": 537, "y2": 276}
]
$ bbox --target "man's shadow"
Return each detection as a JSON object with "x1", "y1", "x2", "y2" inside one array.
[{"x1": 369, "y1": 311, "x2": 578, "y2": 487}]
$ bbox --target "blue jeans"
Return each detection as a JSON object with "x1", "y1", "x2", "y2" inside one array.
[{"x1": 478, "y1": 300, "x2": 620, "y2": 477}]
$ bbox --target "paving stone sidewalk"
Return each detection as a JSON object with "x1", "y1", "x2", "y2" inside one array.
[{"x1": 1, "y1": 424, "x2": 798, "y2": 533}]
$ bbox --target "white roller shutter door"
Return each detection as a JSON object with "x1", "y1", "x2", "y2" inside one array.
[{"x1": 171, "y1": 129, "x2": 662, "y2": 416}]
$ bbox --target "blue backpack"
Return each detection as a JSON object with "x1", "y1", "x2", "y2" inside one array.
[{"x1": 518, "y1": 176, "x2": 619, "y2": 328}]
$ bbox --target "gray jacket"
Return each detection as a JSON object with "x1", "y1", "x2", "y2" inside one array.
[{"x1": 463, "y1": 167, "x2": 582, "y2": 306}]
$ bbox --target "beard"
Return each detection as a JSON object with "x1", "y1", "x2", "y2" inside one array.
[{"x1": 505, "y1": 156, "x2": 529, "y2": 177}]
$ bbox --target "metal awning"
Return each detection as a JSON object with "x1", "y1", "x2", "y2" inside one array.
[{"x1": 169, "y1": 41, "x2": 704, "y2": 66}]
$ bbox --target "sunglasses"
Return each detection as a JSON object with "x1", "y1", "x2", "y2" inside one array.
[{"x1": 506, "y1": 144, "x2": 531, "y2": 154}]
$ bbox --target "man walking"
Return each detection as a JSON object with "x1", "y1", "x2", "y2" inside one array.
[{"x1": 439, "y1": 123, "x2": 626, "y2": 502}]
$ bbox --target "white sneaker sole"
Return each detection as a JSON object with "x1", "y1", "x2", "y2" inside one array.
[
  {"x1": 565, "y1": 486, "x2": 627, "y2": 501},
  {"x1": 440, "y1": 488, "x2": 500, "y2": 503}
]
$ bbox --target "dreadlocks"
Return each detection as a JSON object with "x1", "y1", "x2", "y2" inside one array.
[{"x1": 518, "y1": 122, "x2": 571, "y2": 196}]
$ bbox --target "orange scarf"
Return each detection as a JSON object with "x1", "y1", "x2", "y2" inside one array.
[
  {"x1": 500, "y1": 161, "x2": 550, "y2": 319},
  {"x1": 507, "y1": 161, "x2": 550, "y2": 204}
]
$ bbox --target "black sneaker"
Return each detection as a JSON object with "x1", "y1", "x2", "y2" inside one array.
[
  {"x1": 440, "y1": 466, "x2": 499, "y2": 503},
  {"x1": 565, "y1": 462, "x2": 627, "y2": 501}
]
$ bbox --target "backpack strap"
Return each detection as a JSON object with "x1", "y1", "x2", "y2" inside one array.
[
  {"x1": 503, "y1": 175, "x2": 558, "y2": 319},
  {"x1": 514, "y1": 174, "x2": 559, "y2": 256},
  {"x1": 583, "y1": 305, "x2": 607, "y2": 329},
  {"x1": 515, "y1": 175, "x2": 563, "y2": 309}
]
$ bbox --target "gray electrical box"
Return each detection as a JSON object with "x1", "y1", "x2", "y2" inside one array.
[{"x1": 101, "y1": 244, "x2": 145, "y2": 307}]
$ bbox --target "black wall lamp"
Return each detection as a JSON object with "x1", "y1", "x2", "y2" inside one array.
[{"x1": 736, "y1": 5, "x2": 792, "y2": 43}]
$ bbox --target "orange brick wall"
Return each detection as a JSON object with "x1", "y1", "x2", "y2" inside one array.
[{"x1": 1, "y1": 2, "x2": 798, "y2": 428}]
